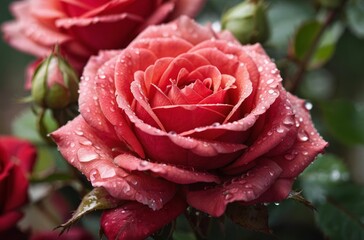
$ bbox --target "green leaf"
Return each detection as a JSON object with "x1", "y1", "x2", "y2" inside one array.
[
  {"x1": 315, "y1": 187, "x2": 364, "y2": 240},
  {"x1": 226, "y1": 203, "x2": 271, "y2": 234},
  {"x1": 12, "y1": 108, "x2": 43, "y2": 143},
  {"x1": 320, "y1": 100, "x2": 364, "y2": 145},
  {"x1": 293, "y1": 20, "x2": 343, "y2": 69},
  {"x1": 57, "y1": 187, "x2": 121, "y2": 233},
  {"x1": 294, "y1": 20, "x2": 322, "y2": 61},
  {"x1": 347, "y1": 0, "x2": 364, "y2": 38}
]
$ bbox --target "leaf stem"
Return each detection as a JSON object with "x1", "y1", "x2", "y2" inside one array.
[{"x1": 287, "y1": 0, "x2": 348, "y2": 93}]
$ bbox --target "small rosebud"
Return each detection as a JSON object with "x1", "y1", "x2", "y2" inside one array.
[
  {"x1": 221, "y1": 0, "x2": 270, "y2": 44},
  {"x1": 31, "y1": 51, "x2": 79, "y2": 109}
]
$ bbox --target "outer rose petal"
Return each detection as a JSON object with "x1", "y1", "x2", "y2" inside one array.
[
  {"x1": 186, "y1": 159, "x2": 282, "y2": 217},
  {"x1": 273, "y1": 94, "x2": 328, "y2": 178},
  {"x1": 0, "y1": 211, "x2": 23, "y2": 232},
  {"x1": 51, "y1": 116, "x2": 177, "y2": 210},
  {"x1": 101, "y1": 196, "x2": 187, "y2": 240},
  {"x1": 114, "y1": 154, "x2": 220, "y2": 184}
]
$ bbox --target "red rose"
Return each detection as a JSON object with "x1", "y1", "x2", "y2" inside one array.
[
  {"x1": 51, "y1": 16, "x2": 327, "y2": 239},
  {"x1": 31, "y1": 227, "x2": 94, "y2": 240},
  {"x1": 2, "y1": 0, "x2": 206, "y2": 72},
  {"x1": 0, "y1": 136, "x2": 36, "y2": 233}
]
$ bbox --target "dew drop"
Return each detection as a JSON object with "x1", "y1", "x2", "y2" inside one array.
[
  {"x1": 298, "y1": 130, "x2": 309, "y2": 142},
  {"x1": 139, "y1": 160, "x2": 149, "y2": 168},
  {"x1": 276, "y1": 126, "x2": 285, "y2": 133},
  {"x1": 283, "y1": 116, "x2": 294, "y2": 126},
  {"x1": 74, "y1": 130, "x2": 84, "y2": 136},
  {"x1": 304, "y1": 101, "x2": 313, "y2": 110},
  {"x1": 266, "y1": 79, "x2": 274, "y2": 84},
  {"x1": 224, "y1": 192, "x2": 233, "y2": 201},
  {"x1": 168, "y1": 131, "x2": 177, "y2": 135},
  {"x1": 80, "y1": 140, "x2": 92, "y2": 146},
  {"x1": 70, "y1": 142, "x2": 75, "y2": 148},
  {"x1": 78, "y1": 149, "x2": 99, "y2": 162},
  {"x1": 284, "y1": 154, "x2": 295, "y2": 161},
  {"x1": 90, "y1": 169, "x2": 99, "y2": 182}
]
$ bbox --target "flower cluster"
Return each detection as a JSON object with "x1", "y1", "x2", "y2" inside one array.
[{"x1": 1, "y1": 0, "x2": 329, "y2": 239}]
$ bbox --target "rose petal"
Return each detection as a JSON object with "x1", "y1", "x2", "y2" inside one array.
[
  {"x1": 114, "y1": 154, "x2": 220, "y2": 184},
  {"x1": 133, "y1": 15, "x2": 215, "y2": 45},
  {"x1": 96, "y1": 54, "x2": 145, "y2": 157},
  {"x1": 56, "y1": 13, "x2": 144, "y2": 51},
  {"x1": 131, "y1": 38, "x2": 193, "y2": 58},
  {"x1": 153, "y1": 104, "x2": 233, "y2": 133},
  {"x1": 101, "y1": 196, "x2": 187, "y2": 240},
  {"x1": 51, "y1": 116, "x2": 176, "y2": 210},
  {"x1": 273, "y1": 94, "x2": 328, "y2": 178},
  {"x1": 0, "y1": 211, "x2": 23, "y2": 232},
  {"x1": 247, "y1": 178, "x2": 294, "y2": 204},
  {"x1": 186, "y1": 159, "x2": 282, "y2": 217},
  {"x1": 223, "y1": 90, "x2": 296, "y2": 174},
  {"x1": 79, "y1": 50, "x2": 121, "y2": 143}
]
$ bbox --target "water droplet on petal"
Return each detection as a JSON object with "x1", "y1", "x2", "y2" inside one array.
[
  {"x1": 75, "y1": 130, "x2": 84, "y2": 136},
  {"x1": 284, "y1": 153, "x2": 295, "y2": 161},
  {"x1": 78, "y1": 149, "x2": 99, "y2": 162},
  {"x1": 224, "y1": 192, "x2": 233, "y2": 201},
  {"x1": 139, "y1": 160, "x2": 149, "y2": 168},
  {"x1": 298, "y1": 130, "x2": 309, "y2": 142},
  {"x1": 304, "y1": 101, "x2": 313, "y2": 110},
  {"x1": 276, "y1": 126, "x2": 285, "y2": 133},
  {"x1": 168, "y1": 131, "x2": 177, "y2": 135},
  {"x1": 283, "y1": 116, "x2": 294, "y2": 126}
]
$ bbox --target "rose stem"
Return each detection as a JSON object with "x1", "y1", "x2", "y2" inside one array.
[{"x1": 287, "y1": 0, "x2": 348, "y2": 93}]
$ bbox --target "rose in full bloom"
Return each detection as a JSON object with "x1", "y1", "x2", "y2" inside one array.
[
  {"x1": 0, "y1": 136, "x2": 36, "y2": 234},
  {"x1": 2, "y1": 0, "x2": 206, "y2": 71},
  {"x1": 51, "y1": 16, "x2": 327, "y2": 239}
]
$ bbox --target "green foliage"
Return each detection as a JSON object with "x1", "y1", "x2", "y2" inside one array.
[
  {"x1": 300, "y1": 154, "x2": 364, "y2": 239},
  {"x1": 346, "y1": 0, "x2": 364, "y2": 38},
  {"x1": 320, "y1": 100, "x2": 364, "y2": 145}
]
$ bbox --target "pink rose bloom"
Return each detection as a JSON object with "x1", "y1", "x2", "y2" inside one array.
[
  {"x1": 2, "y1": 0, "x2": 206, "y2": 72},
  {"x1": 51, "y1": 17, "x2": 327, "y2": 240},
  {"x1": 0, "y1": 136, "x2": 36, "y2": 233}
]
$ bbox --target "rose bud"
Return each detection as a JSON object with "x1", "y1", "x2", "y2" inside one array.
[
  {"x1": 221, "y1": 0, "x2": 270, "y2": 44},
  {"x1": 51, "y1": 16, "x2": 327, "y2": 240},
  {"x1": 31, "y1": 52, "x2": 79, "y2": 110}
]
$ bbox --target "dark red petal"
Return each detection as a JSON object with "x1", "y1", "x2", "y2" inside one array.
[
  {"x1": 114, "y1": 154, "x2": 220, "y2": 184},
  {"x1": 56, "y1": 13, "x2": 144, "y2": 50},
  {"x1": 247, "y1": 178, "x2": 294, "y2": 204},
  {"x1": 1, "y1": 164, "x2": 29, "y2": 212},
  {"x1": 186, "y1": 159, "x2": 282, "y2": 217},
  {"x1": 0, "y1": 136, "x2": 36, "y2": 173},
  {"x1": 101, "y1": 196, "x2": 187, "y2": 240},
  {"x1": 0, "y1": 211, "x2": 23, "y2": 232},
  {"x1": 51, "y1": 116, "x2": 176, "y2": 210},
  {"x1": 223, "y1": 90, "x2": 296, "y2": 174},
  {"x1": 273, "y1": 94, "x2": 328, "y2": 178}
]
